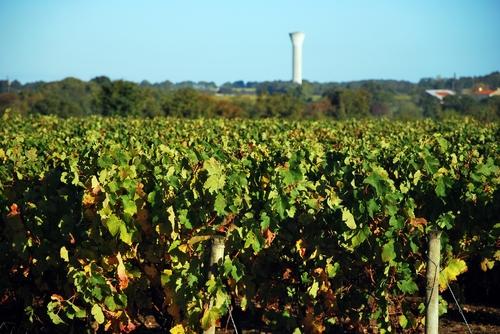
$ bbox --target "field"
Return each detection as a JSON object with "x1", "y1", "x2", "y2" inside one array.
[{"x1": 0, "y1": 115, "x2": 498, "y2": 333}]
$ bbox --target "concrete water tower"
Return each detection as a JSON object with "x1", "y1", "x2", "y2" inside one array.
[{"x1": 289, "y1": 32, "x2": 305, "y2": 84}]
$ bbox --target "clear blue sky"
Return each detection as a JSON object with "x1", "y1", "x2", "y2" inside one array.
[{"x1": 1, "y1": 0, "x2": 499, "y2": 84}]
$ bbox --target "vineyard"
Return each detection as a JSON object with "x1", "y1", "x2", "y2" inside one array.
[{"x1": 0, "y1": 115, "x2": 498, "y2": 333}]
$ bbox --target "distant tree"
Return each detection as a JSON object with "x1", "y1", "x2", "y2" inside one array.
[
  {"x1": 256, "y1": 81, "x2": 294, "y2": 95},
  {"x1": 392, "y1": 100, "x2": 422, "y2": 120},
  {"x1": 95, "y1": 79, "x2": 157, "y2": 117},
  {"x1": 303, "y1": 97, "x2": 331, "y2": 119},
  {"x1": 419, "y1": 93, "x2": 442, "y2": 118},
  {"x1": 162, "y1": 88, "x2": 215, "y2": 118},
  {"x1": 218, "y1": 82, "x2": 234, "y2": 94},
  {"x1": 154, "y1": 80, "x2": 174, "y2": 91},
  {"x1": 481, "y1": 96, "x2": 500, "y2": 121},
  {"x1": 323, "y1": 88, "x2": 371, "y2": 118},
  {"x1": 24, "y1": 77, "x2": 96, "y2": 117},
  {"x1": 255, "y1": 92, "x2": 304, "y2": 118},
  {"x1": 90, "y1": 76, "x2": 112, "y2": 87},
  {"x1": 232, "y1": 80, "x2": 246, "y2": 89},
  {"x1": 213, "y1": 99, "x2": 247, "y2": 118},
  {"x1": 0, "y1": 93, "x2": 22, "y2": 114}
]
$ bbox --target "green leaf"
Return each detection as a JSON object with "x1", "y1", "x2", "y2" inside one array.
[
  {"x1": 273, "y1": 194, "x2": 288, "y2": 219},
  {"x1": 436, "y1": 137, "x2": 448, "y2": 152},
  {"x1": 215, "y1": 288, "x2": 229, "y2": 310},
  {"x1": 342, "y1": 208, "x2": 356, "y2": 229},
  {"x1": 381, "y1": 241, "x2": 396, "y2": 263},
  {"x1": 204, "y1": 158, "x2": 225, "y2": 194},
  {"x1": 104, "y1": 296, "x2": 117, "y2": 311},
  {"x1": 48, "y1": 311, "x2": 66, "y2": 325},
  {"x1": 436, "y1": 211, "x2": 455, "y2": 230},
  {"x1": 121, "y1": 196, "x2": 137, "y2": 217},
  {"x1": 244, "y1": 231, "x2": 261, "y2": 254},
  {"x1": 214, "y1": 193, "x2": 226, "y2": 215},
  {"x1": 397, "y1": 278, "x2": 418, "y2": 294},
  {"x1": 364, "y1": 173, "x2": 383, "y2": 195},
  {"x1": 281, "y1": 165, "x2": 302, "y2": 186},
  {"x1": 366, "y1": 199, "x2": 379, "y2": 218},
  {"x1": 68, "y1": 302, "x2": 86, "y2": 318},
  {"x1": 260, "y1": 212, "x2": 270, "y2": 230},
  {"x1": 435, "y1": 176, "x2": 446, "y2": 198},
  {"x1": 92, "y1": 287, "x2": 103, "y2": 301},
  {"x1": 91, "y1": 304, "x2": 105, "y2": 324},
  {"x1": 351, "y1": 226, "x2": 370, "y2": 249},
  {"x1": 106, "y1": 214, "x2": 122, "y2": 237},
  {"x1": 119, "y1": 223, "x2": 133, "y2": 245}
]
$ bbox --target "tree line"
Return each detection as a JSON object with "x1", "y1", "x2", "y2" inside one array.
[{"x1": 0, "y1": 72, "x2": 499, "y2": 120}]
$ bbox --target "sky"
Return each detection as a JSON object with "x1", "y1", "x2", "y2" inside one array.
[{"x1": 0, "y1": 0, "x2": 499, "y2": 85}]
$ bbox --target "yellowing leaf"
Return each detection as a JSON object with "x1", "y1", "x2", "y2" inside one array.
[
  {"x1": 342, "y1": 208, "x2": 356, "y2": 229},
  {"x1": 170, "y1": 324, "x2": 185, "y2": 334},
  {"x1": 439, "y1": 258, "x2": 467, "y2": 291},
  {"x1": 119, "y1": 223, "x2": 133, "y2": 245},
  {"x1": 105, "y1": 214, "x2": 122, "y2": 237},
  {"x1": 308, "y1": 281, "x2": 319, "y2": 298},
  {"x1": 413, "y1": 170, "x2": 422, "y2": 185},
  {"x1": 91, "y1": 175, "x2": 101, "y2": 195},
  {"x1": 201, "y1": 307, "x2": 220, "y2": 330},
  {"x1": 60, "y1": 246, "x2": 69, "y2": 262},
  {"x1": 178, "y1": 244, "x2": 188, "y2": 253},
  {"x1": 295, "y1": 239, "x2": 306, "y2": 258},
  {"x1": 91, "y1": 304, "x2": 105, "y2": 324},
  {"x1": 188, "y1": 235, "x2": 212, "y2": 246},
  {"x1": 480, "y1": 258, "x2": 495, "y2": 272},
  {"x1": 82, "y1": 193, "x2": 96, "y2": 206},
  {"x1": 116, "y1": 252, "x2": 129, "y2": 290},
  {"x1": 399, "y1": 314, "x2": 408, "y2": 329}
]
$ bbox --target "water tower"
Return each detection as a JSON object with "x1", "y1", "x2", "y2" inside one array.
[{"x1": 289, "y1": 32, "x2": 305, "y2": 84}]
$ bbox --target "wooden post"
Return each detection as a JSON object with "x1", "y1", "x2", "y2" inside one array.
[
  {"x1": 204, "y1": 235, "x2": 225, "y2": 334},
  {"x1": 210, "y1": 235, "x2": 225, "y2": 268},
  {"x1": 425, "y1": 231, "x2": 441, "y2": 334}
]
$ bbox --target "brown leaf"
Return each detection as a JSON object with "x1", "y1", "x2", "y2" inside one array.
[
  {"x1": 116, "y1": 252, "x2": 129, "y2": 290},
  {"x1": 409, "y1": 217, "x2": 427, "y2": 228},
  {"x1": 8, "y1": 203, "x2": 19, "y2": 217},
  {"x1": 263, "y1": 228, "x2": 276, "y2": 247},
  {"x1": 119, "y1": 320, "x2": 137, "y2": 333},
  {"x1": 143, "y1": 315, "x2": 160, "y2": 329},
  {"x1": 82, "y1": 193, "x2": 96, "y2": 207},
  {"x1": 135, "y1": 183, "x2": 146, "y2": 198},
  {"x1": 50, "y1": 294, "x2": 64, "y2": 302},
  {"x1": 303, "y1": 305, "x2": 325, "y2": 334},
  {"x1": 283, "y1": 268, "x2": 293, "y2": 280},
  {"x1": 296, "y1": 239, "x2": 306, "y2": 258}
]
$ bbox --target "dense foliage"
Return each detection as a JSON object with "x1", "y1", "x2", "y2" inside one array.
[
  {"x1": 0, "y1": 115, "x2": 498, "y2": 333},
  {"x1": 1, "y1": 72, "x2": 499, "y2": 120}
]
